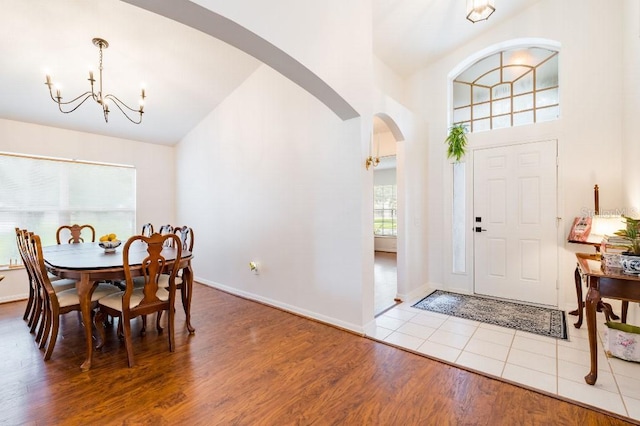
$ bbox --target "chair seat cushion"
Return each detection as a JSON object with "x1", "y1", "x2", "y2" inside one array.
[
  {"x1": 47, "y1": 271, "x2": 62, "y2": 282},
  {"x1": 55, "y1": 284, "x2": 121, "y2": 308},
  {"x1": 52, "y1": 278, "x2": 77, "y2": 292},
  {"x1": 98, "y1": 287, "x2": 170, "y2": 312}
]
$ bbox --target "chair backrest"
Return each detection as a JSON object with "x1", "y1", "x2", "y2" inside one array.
[
  {"x1": 122, "y1": 232, "x2": 182, "y2": 316},
  {"x1": 15, "y1": 228, "x2": 35, "y2": 281},
  {"x1": 56, "y1": 224, "x2": 96, "y2": 244},
  {"x1": 158, "y1": 224, "x2": 175, "y2": 247},
  {"x1": 24, "y1": 232, "x2": 56, "y2": 300},
  {"x1": 141, "y1": 223, "x2": 154, "y2": 237},
  {"x1": 174, "y1": 226, "x2": 194, "y2": 252},
  {"x1": 16, "y1": 229, "x2": 44, "y2": 290}
]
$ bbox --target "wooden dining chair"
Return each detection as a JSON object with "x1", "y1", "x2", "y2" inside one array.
[
  {"x1": 16, "y1": 228, "x2": 71, "y2": 328},
  {"x1": 24, "y1": 231, "x2": 119, "y2": 361},
  {"x1": 155, "y1": 226, "x2": 194, "y2": 332},
  {"x1": 16, "y1": 228, "x2": 76, "y2": 343},
  {"x1": 56, "y1": 224, "x2": 96, "y2": 244},
  {"x1": 94, "y1": 232, "x2": 182, "y2": 367},
  {"x1": 141, "y1": 223, "x2": 154, "y2": 237}
]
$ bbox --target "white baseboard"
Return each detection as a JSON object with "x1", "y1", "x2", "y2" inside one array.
[{"x1": 195, "y1": 276, "x2": 366, "y2": 335}]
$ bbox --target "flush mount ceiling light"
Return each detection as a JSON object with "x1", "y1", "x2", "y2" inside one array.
[
  {"x1": 45, "y1": 38, "x2": 146, "y2": 124},
  {"x1": 466, "y1": 0, "x2": 495, "y2": 23}
]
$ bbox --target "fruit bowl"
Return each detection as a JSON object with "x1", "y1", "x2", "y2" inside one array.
[{"x1": 99, "y1": 240, "x2": 121, "y2": 253}]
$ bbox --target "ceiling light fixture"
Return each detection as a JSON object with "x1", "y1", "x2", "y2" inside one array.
[
  {"x1": 466, "y1": 0, "x2": 495, "y2": 23},
  {"x1": 45, "y1": 38, "x2": 145, "y2": 124}
]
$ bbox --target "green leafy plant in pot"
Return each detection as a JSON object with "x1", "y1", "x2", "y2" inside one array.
[
  {"x1": 445, "y1": 123, "x2": 468, "y2": 162},
  {"x1": 614, "y1": 216, "x2": 640, "y2": 274}
]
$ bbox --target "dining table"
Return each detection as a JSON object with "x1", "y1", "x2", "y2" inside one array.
[{"x1": 43, "y1": 241, "x2": 194, "y2": 371}]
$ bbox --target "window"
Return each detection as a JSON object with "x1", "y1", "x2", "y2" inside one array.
[
  {"x1": 374, "y1": 185, "x2": 397, "y2": 236},
  {"x1": 0, "y1": 153, "x2": 136, "y2": 267},
  {"x1": 453, "y1": 47, "x2": 559, "y2": 132}
]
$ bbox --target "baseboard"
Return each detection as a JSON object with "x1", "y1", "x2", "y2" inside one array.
[
  {"x1": 0, "y1": 293, "x2": 28, "y2": 305},
  {"x1": 195, "y1": 276, "x2": 366, "y2": 335}
]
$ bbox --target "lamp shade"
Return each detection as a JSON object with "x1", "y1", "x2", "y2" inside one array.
[{"x1": 466, "y1": 0, "x2": 495, "y2": 23}]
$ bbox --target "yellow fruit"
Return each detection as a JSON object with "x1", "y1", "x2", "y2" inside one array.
[
  {"x1": 108, "y1": 233, "x2": 117, "y2": 241},
  {"x1": 99, "y1": 235, "x2": 109, "y2": 242}
]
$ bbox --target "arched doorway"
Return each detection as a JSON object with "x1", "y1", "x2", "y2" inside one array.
[{"x1": 372, "y1": 114, "x2": 403, "y2": 315}]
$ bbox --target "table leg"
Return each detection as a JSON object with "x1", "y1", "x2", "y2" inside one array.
[
  {"x1": 584, "y1": 276, "x2": 600, "y2": 385},
  {"x1": 77, "y1": 273, "x2": 95, "y2": 372},
  {"x1": 570, "y1": 265, "x2": 584, "y2": 328},
  {"x1": 622, "y1": 300, "x2": 629, "y2": 324},
  {"x1": 182, "y1": 264, "x2": 195, "y2": 334}
]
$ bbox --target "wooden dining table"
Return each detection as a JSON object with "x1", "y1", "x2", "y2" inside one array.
[{"x1": 43, "y1": 241, "x2": 194, "y2": 371}]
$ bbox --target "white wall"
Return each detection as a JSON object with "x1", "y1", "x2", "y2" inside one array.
[
  {"x1": 406, "y1": 0, "x2": 627, "y2": 310},
  {"x1": 0, "y1": 118, "x2": 176, "y2": 303},
  {"x1": 176, "y1": 65, "x2": 369, "y2": 332}
]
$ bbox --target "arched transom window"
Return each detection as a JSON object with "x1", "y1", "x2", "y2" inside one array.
[{"x1": 452, "y1": 47, "x2": 559, "y2": 132}]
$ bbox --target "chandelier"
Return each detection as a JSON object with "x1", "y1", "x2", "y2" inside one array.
[
  {"x1": 45, "y1": 38, "x2": 146, "y2": 124},
  {"x1": 466, "y1": 0, "x2": 495, "y2": 23}
]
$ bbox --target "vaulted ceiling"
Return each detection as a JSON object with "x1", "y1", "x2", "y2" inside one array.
[{"x1": 0, "y1": 0, "x2": 541, "y2": 146}]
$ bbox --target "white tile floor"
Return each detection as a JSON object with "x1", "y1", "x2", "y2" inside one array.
[{"x1": 368, "y1": 294, "x2": 640, "y2": 422}]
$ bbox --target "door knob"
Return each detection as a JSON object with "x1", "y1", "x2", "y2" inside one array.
[{"x1": 475, "y1": 227, "x2": 487, "y2": 232}]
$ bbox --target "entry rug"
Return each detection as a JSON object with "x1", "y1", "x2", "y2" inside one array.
[{"x1": 412, "y1": 290, "x2": 568, "y2": 340}]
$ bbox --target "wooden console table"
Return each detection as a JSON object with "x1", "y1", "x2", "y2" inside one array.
[{"x1": 576, "y1": 253, "x2": 640, "y2": 385}]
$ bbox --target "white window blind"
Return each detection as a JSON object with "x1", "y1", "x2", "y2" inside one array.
[{"x1": 0, "y1": 153, "x2": 136, "y2": 267}]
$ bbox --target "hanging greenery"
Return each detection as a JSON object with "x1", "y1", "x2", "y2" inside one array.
[{"x1": 445, "y1": 123, "x2": 469, "y2": 162}]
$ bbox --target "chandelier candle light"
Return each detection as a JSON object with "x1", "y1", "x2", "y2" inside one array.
[
  {"x1": 466, "y1": 0, "x2": 495, "y2": 23},
  {"x1": 45, "y1": 38, "x2": 146, "y2": 124}
]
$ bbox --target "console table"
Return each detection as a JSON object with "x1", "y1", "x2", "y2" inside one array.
[{"x1": 576, "y1": 253, "x2": 640, "y2": 385}]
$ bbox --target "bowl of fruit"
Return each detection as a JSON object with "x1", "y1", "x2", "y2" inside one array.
[{"x1": 99, "y1": 233, "x2": 121, "y2": 253}]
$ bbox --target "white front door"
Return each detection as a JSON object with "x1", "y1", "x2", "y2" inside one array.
[{"x1": 473, "y1": 140, "x2": 558, "y2": 306}]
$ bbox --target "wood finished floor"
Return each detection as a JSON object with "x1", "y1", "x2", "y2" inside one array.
[{"x1": 1, "y1": 283, "x2": 635, "y2": 425}]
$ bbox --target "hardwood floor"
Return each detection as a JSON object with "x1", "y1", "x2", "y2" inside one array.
[
  {"x1": 374, "y1": 251, "x2": 398, "y2": 315},
  {"x1": 0, "y1": 283, "x2": 634, "y2": 425}
]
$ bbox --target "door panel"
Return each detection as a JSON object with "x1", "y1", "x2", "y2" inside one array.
[{"x1": 474, "y1": 140, "x2": 558, "y2": 306}]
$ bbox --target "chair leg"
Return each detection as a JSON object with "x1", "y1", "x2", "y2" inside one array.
[
  {"x1": 23, "y1": 281, "x2": 35, "y2": 321},
  {"x1": 94, "y1": 310, "x2": 107, "y2": 350},
  {"x1": 43, "y1": 312, "x2": 60, "y2": 360},
  {"x1": 39, "y1": 302, "x2": 52, "y2": 350},
  {"x1": 121, "y1": 316, "x2": 135, "y2": 368},
  {"x1": 168, "y1": 308, "x2": 175, "y2": 353},
  {"x1": 29, "y1": 292, "x2": 43, "y2": 333},
  {"x1": 140, "y1": 315, "x2": 147, "y2": 336},
  {"x1": 156, "y1": 311, "x2": 164, "y2": 333}
]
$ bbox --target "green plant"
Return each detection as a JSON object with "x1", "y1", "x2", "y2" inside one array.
[
  {"x1": 614, "y1": 216, "x2": 640, "y2": 255},
  {"x1": 445, "y1": 123, "x2": 468, "y2": 162}
]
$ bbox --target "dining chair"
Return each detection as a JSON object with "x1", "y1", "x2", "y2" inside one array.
[
  {"x1": 56, "y1": 224, "x2": 96, "y2": 244},
  {"x1": 141, "y1": 223, "x2": 154, "y2": 237},
  {"x1": 94, "y1": 232, "x2": 182, "y2": 367},
  {"x1": 154, "y1": 226, "x2": 194, "y2": 331},
  {"x1": 16, "y1": 228, "x2": 76, "y2": 342},
  {"x1": 158, "y1": 224, "x2": 175, "y2": 247},
  {"x1": 24, "y1": 231, "x2": 119, "y2": 360},
  {"x1": 16, "y1": 227, "x2": 70, "y2": 326}
]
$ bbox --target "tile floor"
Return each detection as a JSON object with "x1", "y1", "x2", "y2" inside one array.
[{"x1": 368, "y1": 295, "x2": 640, "y2": 422}]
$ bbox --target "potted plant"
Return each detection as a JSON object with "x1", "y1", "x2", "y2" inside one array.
[
  {"x1": 445, "y1": 123, "x2": 468, "y2": 162},
  {"x1": 614, "y1": 216, "x2": 640, "y2": 274}
]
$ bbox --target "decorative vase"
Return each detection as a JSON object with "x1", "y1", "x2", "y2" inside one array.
[{"x1": 619, "y1": 252, "x2": 640, "y2": 275}]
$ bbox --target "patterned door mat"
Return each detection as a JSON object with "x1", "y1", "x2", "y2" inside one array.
[{"x1": 412, "y1": 290, "x2": 567, "y2": 339}]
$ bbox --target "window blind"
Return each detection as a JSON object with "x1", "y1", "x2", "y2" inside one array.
[{"x1": 0, "y1": 153, "x2": 136, "y2": 267}]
